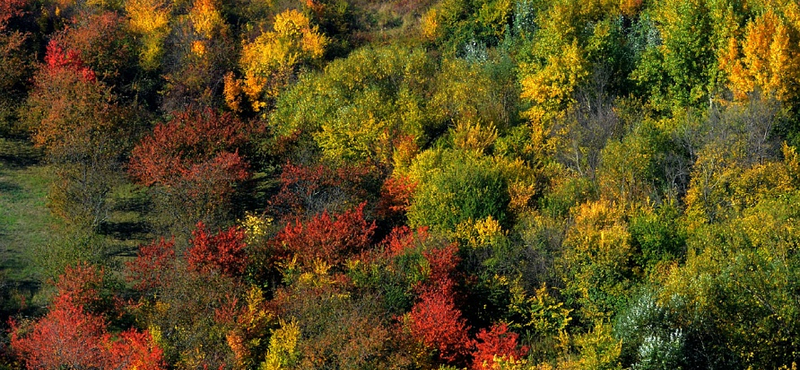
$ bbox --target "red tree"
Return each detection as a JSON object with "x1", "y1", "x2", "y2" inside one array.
[
  {"x1": 407, "y1": 280, "x2": 472, "y2": 365},
  {"x1": 129, "y1": 109, "x2": 251, "y2": 230},
  {"x1": 188, "y1": 222, "x2": 248, "y2": 277},
  {"x1": 273, "y1": 202, "x2": 376, "y2": 266},
  {"x1": 127, "y1": 238, "x2": 177, "y2": 291},
  {"x1": 471, "y1": 323, "x2": 529, "y2": 370},
  {"x1": 10, "y1": 265, "x2": 165, "y2": 370},
  {"x1": 376, "y1": 175, "x2": 417, "y2": 219},
  {"x1": 381, "y1": 225, "x2": 429, "y2": 258}
]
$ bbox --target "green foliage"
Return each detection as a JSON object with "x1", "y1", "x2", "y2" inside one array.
[
  {"x1": 270, "y1": 44, "x2": 436, "y2": 165},
  {"x1": 662, "y1": 191, "x2": 800, "y2": 369},
  {"x1": 407, "y1": 148, "x2": 510, "y2": 232}
]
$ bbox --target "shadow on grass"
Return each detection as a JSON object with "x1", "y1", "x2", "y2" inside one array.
[
  {"x1": 0, "y1": 138, "x2": 42, "y2": 169},
  {"x1": 0, "y1": 179, "x2": 22, "y2": 196},
  {"x1": 98, "y1": 220, "x2": 150, "y2": 241}
]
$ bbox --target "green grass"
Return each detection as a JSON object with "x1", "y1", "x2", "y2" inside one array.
[{"x1": 0, "y1": 138, "x2": 59, "y2": 282}]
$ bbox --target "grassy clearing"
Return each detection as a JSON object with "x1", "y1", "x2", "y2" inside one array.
[{"x1": 0, "y1": 138, "x2": 59, "y2": 282}]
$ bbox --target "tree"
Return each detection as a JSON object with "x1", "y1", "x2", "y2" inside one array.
[
  {"x1": 125, "y1": 0, "x2": 172, "y2": 71},
  {"x1": 720, "y1": 8, "x2": 800, "y2": 103},
  {"x1": 471, "y1": 323, "x2": 529, "y2": 370},
  {"x1": 239, "y1": 8, "x2": 327, "y2": 113},
  {"x1": 25, "y1": 39, "x2": 130, "y2": 229},
  {"x1": 129, "y1": 108, "x2": 251, "y2": 236},
  {"x1": 406, "y1": 279, "x2": 472, "y2": 366},
  {"x1": 273, "y1": 202, "x2": 376, "y2": 267},
  {"x1": 407, "y1": 148, "x2": 510, "y2": 233},
  {"x1": 10, "y1": 264, "x2": 165, "y2": 370},
  {"x1": 188, "y1": 222, "x2": 248, "y2": 277},
  {"x1": 0, "y1": 0, "x2": 31, "y2": 130}
]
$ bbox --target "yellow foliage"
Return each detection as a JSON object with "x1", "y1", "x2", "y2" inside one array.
[
  {"x1": 574, "y1": 321, "x2": 622, "y2": 370},
  {"x1": 521, "y1": 40, "x2": 588, "y2": 126},
  {"x1": 190, "y1": 40, "x2": 206, "y2": 56},
  {"x1": 261, "y1": 319, "x2": 301, "y2": 370},
  {"x1": 451, "y1": 119, "x2": 498, "y2": 154},
  {"x1": 240, "y1": 9, "x2": 327, "y2": 113},
  {"x1": 224, "y1": 71, "x2": 244, "y2": 112},
  {"x1": 125, "y1": 0, "x2": 171, "y2": 70},
  {"x1": 189, "y1": 0, "x2": 226, "y2": 39},
  {"x1": 421, "y1": 8, "x2": 439, "y2": 40},
  {"x1": 453, "y1": 216, "x2": 506, "y2": 248},
  {"x1": 721, "y1": 9, "x2": 800, "y2": 102}
]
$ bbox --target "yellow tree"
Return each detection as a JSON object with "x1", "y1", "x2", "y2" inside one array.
[
  {"x1": 125, "y1": 0, "x2": 171, "y2": 71},
  {"x1": 239, "y1": 9, "x2": 326, "y2": 113},
  {"x1": 720, "y1": 8, "x2": 800, "y2": 102}
]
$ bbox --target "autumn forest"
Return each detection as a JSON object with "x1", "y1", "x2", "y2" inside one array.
[{"x1": 1, "y1": 0, "x2": 800, "y2": 368}]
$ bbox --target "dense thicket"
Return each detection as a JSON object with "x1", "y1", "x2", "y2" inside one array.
[{"x1": 2, "y1": 0, "x2": 800, "y2": 369}]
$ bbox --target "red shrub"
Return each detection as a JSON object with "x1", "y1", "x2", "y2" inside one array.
[
  {"x1": 107, "y1": 330, "x2": 167, "y2": 370},
  {"x1": 274, "y1": 202, "x2": 376, "y2": 266},
  {"x1": 10, "y1": 270, "x2": 165, "y2": 369},
  {"x1": 269, "y1": 162, "x2": 375, "y2": 220},
  {"x1": 471, "y1": 323, "x2": 529, "y2": 370},
  {"x1": 127, "y1": 238, "x2": 176, "y2": 291},
  {"x1": 44, "y1": 41, "x2": 96, "y2": 82},
  {"x1": 53, "y1": 262, "x2": 104, "y2": 308},
  {"x1": 423, "y1": 243, "x2": 460, "y2": 287},
  {"x1": 381, "y1": 226, "x2": 429, "y2": 258},
  {"x1": 188, "y1": 222, "x2": 248, "y2": 277},
  {"x1": 408, "y1": 280, "x2": 471, "y2": 365},
  {"x1": 377, "y1": 175, "x2": 417, "y2": 219},
  {"x1": 130, "y1": 109, "x2": 249, "y2": 187},
  {"x1": 129, "y1": 109, "x2": 250, "y2": 224}
]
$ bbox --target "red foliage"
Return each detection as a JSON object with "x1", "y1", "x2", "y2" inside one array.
[
  {"x1": 107, "y1": 330, "x2": 167, "y2": 370},
  {"x1": 273, "y1": 202, "x2": 376, "y2": 266},
  {"x1": 129, "y1": 108, "x2": 250, "y2": 199},
  {"x1": 471, "y1": 323, "x2": 529, "y2": 370},
  {"x1": 10, "y1": 272, "x2": 165, "y2": 369},
  {"x1": 0, "y1": 0, "x2": 26, "y2": 31},
  {"x1": 423, "y1": 243, "x2": 460, "y2": 287},
  {"x1": 44, "y1": 41, "x2": 96, "y2": 82},
  {"x1": 269, "y1": 162, "x2": 375, "y2": 220},
  {"x1": 377, "y1": 175, "x2": 417, "y2": 219},
  {"x1": 54, "y1": 262, "x2": 103, "y2": 308},
  {"x1": 10, "y1": 296, "x2": 108, "y2": 369},
  {"x1": 408, "y1": 280, "x2": 471, "y2": 365},
  {"x1": 127, "y1": 238, "x2": 176, "y2": 291},
  {"x1": 188, "y1": 222, "x2": 248, "y2": 277},
  {"x1": 381, "y1": 225, "x2": 429, "y2": 258},
  {"x1": 54, "y1": 11, "x2": 134, "y2": 83}
]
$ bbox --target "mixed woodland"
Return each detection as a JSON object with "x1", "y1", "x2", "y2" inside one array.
[{"x1": 2, "y1": 0, "x2": 800, "y2": 368}]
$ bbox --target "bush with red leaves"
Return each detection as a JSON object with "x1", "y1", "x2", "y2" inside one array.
[
  {"x1": 274, "y1": 202, "x2": 376, "y2": 267},
  {"x1": 129, "y1": 108, "x2": 251, "y2": 231},
  {"x1": 127, "y1": 238, "x2": 177, "y2": 291},
  {"x1": 423, "y1": 242, "x2": 460, "y2": 285},
  {"x1": 471, "y1": 323, "x2": 530, "y2": 370},
  {"x1": 269, "y1": 162, "x2": 376, "y2": 220},
  {"x1": 188, "y1": 222, "x2": 248, "y2": 277},
  {"x1": 407, "y1": 280, "x2": 472, "y2": 365},
  {"x1": 377, "y1": 175, "x2": 417, "y2": 219},
  {"x1": 381, "y1": 225, "x2": 429, "y2": 258},
  {"x1": 10, "y1": 265, "x2": 165, "y2": 370}
]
